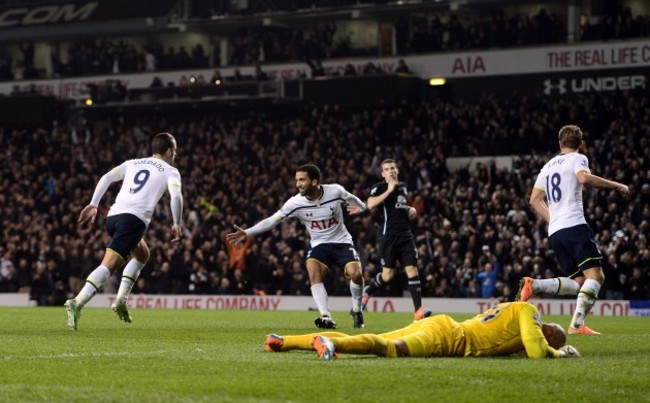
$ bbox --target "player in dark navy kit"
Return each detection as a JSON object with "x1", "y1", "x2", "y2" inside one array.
[{"x1": 361, "y1": 159, "x2": 429, "y2": 320}]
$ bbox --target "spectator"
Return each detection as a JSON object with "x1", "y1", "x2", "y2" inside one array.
[
  {"x1": 0, "y1": 249, "x2": 18, "y2": 292},
  {"x1": 626, "y1": 266, "x2": 648, "y2": 299},
  {"x1": 30, "y1": 260, "x2": 53, "y2": 306},
  {"x1": 288, "y1": 259, "x2": 310, "y2": 296},
  {"x1": 343, "y1": 63, "x2": 356, "y2": 76},
  {"x1": 306, "y1": 59, "x2": 325, "y2": 78},
  {"x1": 144, "y1": 46, "x2": 157, "y2": 71},
  {"x1": 210, "y1": 69, "x2": 224, "y2": 85},
  {"x1": 268, "y1": 261, "x2": 290, "y2": 295},
  {"x1": 228, "y1": 68, "x2": 245, "y2": 81},
  {"x1": 150, "y1": 76, "x2": 164, "y2": 88},
  {"x1": 215, "y1": 277, "x2": 232, "y2": 295},
  {"x1": 253, "y1": 63, "x2": 269, "y2": 81},
  {"x1": 395, "y1": 58, "x2": 410, "y2": 74},
  {"x1": 477, "y1": 261, "x2": 500, "y2": 298}
]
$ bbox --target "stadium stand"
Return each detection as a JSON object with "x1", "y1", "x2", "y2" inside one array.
[
  {"x1": 1, "y1": 89, "x2": 648, "y2": 304},
  {"x1": 0, "y1": 0, "x2": 648, "y2": 304}
]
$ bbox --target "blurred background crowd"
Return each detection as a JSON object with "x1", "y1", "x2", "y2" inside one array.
[
  {"x1": 1, "y1": 88, "x2": 648, "y2": 305},
  {"x1": 0, "y1": 0, "x2": 649, "y2": 306}
]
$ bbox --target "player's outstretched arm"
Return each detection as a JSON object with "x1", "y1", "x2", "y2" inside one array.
[
  {"x1": 169, "y1": 182, "x2": 183, "y2": 243},
  {"x1": 78, "y1": 205, "x2": 98, "y2": 224},
  {"x1": 170, "y1": 225, "x2": 182, "y2": 243},
  {"x1": 79, "y1": 166, "x2": 124, "y2": 225},
  {"x1": 228, "y1": 213, "x2": 283, "y2": 246},
  {"x1": 346, "y1": 204, "x2": 364, "y2": 215},
  {"x1": 529, "y1": 187, "x2": 550, "y2": 223},
  {"x1": 577, "y1": 171, "x2": 630, "y2": 199},
  {"x1": 226, "y1": 225, "x2": 248, "y2": 246},
  {"x1": 339, "y1": 185, "x2": 366, "y2": 213}
]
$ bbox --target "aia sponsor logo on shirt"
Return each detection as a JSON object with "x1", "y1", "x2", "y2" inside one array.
[{"x1": 310, "y1": 217, "x2": 339, "y2": 230}]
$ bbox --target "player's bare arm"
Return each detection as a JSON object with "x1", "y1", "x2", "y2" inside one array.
[
  {"x1": 226, "y1": 224, "x2": 248, "y2": 246},
  {"x1": 79, "y1": 168, "x2": 122, "y2": 225},
  {"x1": 367, "y1": 179, "x2": 397, "y2": 210},
  {"x1": 78, "y1": 205, "x2": 98, "y2": 224},
  {"x1": 529, "y1": 187, "x2": 550, "y2": 223},
  {"x1": 169, "y1": 185, "x2": 183, "y2": 243},
  {"x1": 346, "y1": 204, "x2": 365, "y2": 215},
  {"x1": 577, "y1": 171, "x2": 630, "y2": 198},
  {"x1": 170, "y1": 225, "x2": 182, "y2": 243},
  {"x1": 227, "y1": 214, "x2": 282, "y2": 246}
]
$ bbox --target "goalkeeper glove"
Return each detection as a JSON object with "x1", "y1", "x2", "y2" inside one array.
[{"x1": 558, "y1": 345, "x2": 581, "y2": 358}]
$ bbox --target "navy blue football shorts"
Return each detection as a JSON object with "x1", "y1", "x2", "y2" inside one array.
[
  {"x1": 378, "y1": 234, "x2": 418, "y2": 269},
  {"x1": 306, "y1": 242, "x2": 361, "y2": 271},
  {"x1": 549, "y1": 224, "x2": 602, "y2": 277},
  {"x1": 105, "y1": 213, "x2": 146, "y2": 260}
]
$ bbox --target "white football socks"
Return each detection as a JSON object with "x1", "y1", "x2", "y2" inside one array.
[
  {"x1": 310, "y1": 282, "x2": 331, "y2": 317},
  {"x1": 116, "y1": 259, "x2": 146, "y2": 302},
  {"x1": 75, "y1": 265, "x2": 111, "y2": 308},
  {"x1": 350, "y1": 281, "x2": 363, "y2": 312},
  {"x1": 570, "y1": 279, "x2": 601, "y2": 328},
  {"x1": 534, "y1": 277, "x2": 580, "y2": 295}
]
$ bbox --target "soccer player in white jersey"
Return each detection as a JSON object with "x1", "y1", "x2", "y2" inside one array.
[
  {"x1": 518, "y1": 125, "x2": 629, "y2": 335},
  {"x1": 226, "y1": 164, "x2": 367, "y2": 329},
  {"x1": 65, "y1": 132, "x2": 183, "y2": 331}
]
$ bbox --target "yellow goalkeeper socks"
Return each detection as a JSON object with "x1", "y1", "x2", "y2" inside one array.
[{"x1": 282, "y1": 332, "x2": 348, "y2": 351}]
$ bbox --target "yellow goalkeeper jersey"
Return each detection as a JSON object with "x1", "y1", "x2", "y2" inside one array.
[
  {"x1": 460, "y1": 302, "x2": 561, "y2": 358},
  {"x1": 387, "y1": 302, "x2": 561, "y2": 358}
]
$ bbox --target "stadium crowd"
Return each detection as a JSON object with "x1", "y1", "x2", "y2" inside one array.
[
  {"x1": 0, "y1": 88, "x2": 648, "y2": 306},
  {"x1": 1, "y1": 3, "x2": 648, "y2": 82}
]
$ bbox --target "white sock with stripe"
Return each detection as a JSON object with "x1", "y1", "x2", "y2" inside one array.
[
  {"x1": 350, "y1": 281, "x2": 363, "y2": 312},
  {"x1": 534, "y1": 277, "x2": 580, "y2": 295},
  {"x1": 310, "y1": 282, "x2": 331, "y2": 317},
  {"x1": 75, "y1": 265, "x2": 111, "y2": 308},
  {"x1": 116, "y1": 259, "x2": 146, "y2": 303},
  {"x1": 570, "y1": 279, "x2": 601, "y2": 328}
]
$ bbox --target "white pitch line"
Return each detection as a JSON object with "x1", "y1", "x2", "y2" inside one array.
[{"x1": 1, "y1": 350, "x2": 171, "y2": 361}]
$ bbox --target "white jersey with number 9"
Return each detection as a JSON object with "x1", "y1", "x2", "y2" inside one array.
[{"x1": 107, "y1": 157, "x2": 182, "y2": 226}]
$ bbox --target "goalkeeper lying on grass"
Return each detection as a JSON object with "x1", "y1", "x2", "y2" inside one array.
[{"x1": 266, "y1": 302, "x2": 580, "y2": 360}]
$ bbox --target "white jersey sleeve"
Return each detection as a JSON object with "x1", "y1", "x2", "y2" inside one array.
[
  {"x1": 89, "y1": 163, "x2": 127, "y2": 207},
  {"x1": 242, "y1": 195, "x2": 300, "y2": 237},
  {"x1": 336, "y1": 184, "x2": 367, "y2": 211},
  {"x1": 107, "y1": 157, "x2": 182, "y2": 226},
  {"x1": 533, "y1": 152, "x2": 589, "y2": 235}
]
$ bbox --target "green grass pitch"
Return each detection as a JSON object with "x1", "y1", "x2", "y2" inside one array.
[{"x1": 0, "y1": 307, "x2": 649, "y2": 402}]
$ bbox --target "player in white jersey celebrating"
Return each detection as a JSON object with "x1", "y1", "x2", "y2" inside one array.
[
  {"x1": 65, "y1": 132, "x2": 183, "y2": 331},
  {"x1": 226, "y1": 164, "x2": 367, "y2": 329},
  {"x1": 518, "y1": 125, "x2": 629, "y2": 335}
]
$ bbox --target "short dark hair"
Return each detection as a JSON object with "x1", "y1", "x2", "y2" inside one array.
[
  {"x1": 558, "y1": 125, "x2": 583, "y2": 149},
  {"x1": 381, "y1": 158, "x2": 397, "y2": 168},
  {"x1": 297, "y1": 164, "x2": 321, "y2": 183},
  {"x1": 152, "y1": 132, "x2": 176, "y2": 154}
]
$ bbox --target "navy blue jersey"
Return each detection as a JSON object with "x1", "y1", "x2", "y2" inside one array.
[{"x1": 369, "y1": 181, "x2": 413, "y2": 237}]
